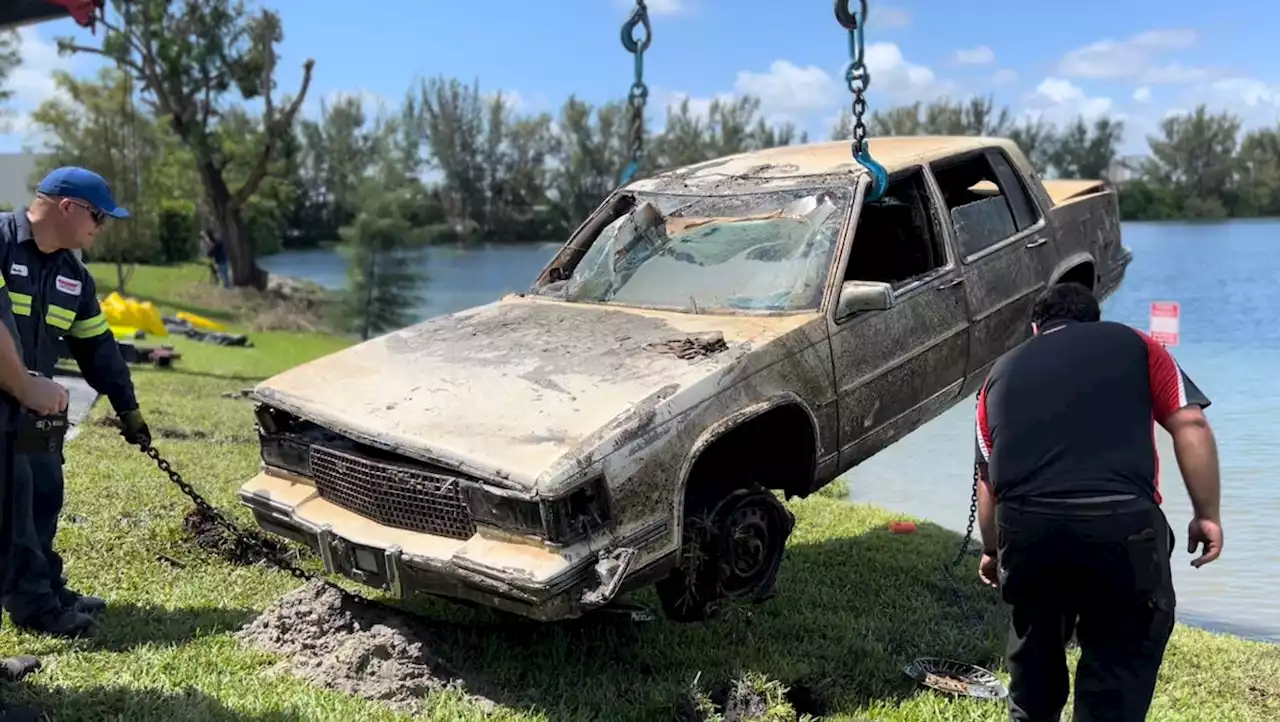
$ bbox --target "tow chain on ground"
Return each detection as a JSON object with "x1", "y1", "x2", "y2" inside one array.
[{"x1": 137, "y1": 441, "x2": 383, "y2": 610}]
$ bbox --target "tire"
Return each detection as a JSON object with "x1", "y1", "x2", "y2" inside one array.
[{"x1": 655, "y1": 484, "x2": 796, "y2": 622}]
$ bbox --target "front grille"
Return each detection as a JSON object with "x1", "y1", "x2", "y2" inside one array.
[{"x1": 309, "y1": 445, "x2": 476, "y2": 540}]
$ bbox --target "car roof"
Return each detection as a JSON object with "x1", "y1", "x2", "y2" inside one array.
[{"x1": 626, "y1": 136, "x2": 1020, "y2": 195}]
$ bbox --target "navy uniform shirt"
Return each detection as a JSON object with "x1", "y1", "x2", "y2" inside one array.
[
  {"x1": 0, "y1": 209, "x2": 137, "y2": 415},
  {"x1": 975, "y1": 319, "x2": 1211, "y2": 505}
]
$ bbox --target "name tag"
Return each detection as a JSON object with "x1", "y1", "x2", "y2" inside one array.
[
  {"x1": 55, "y1": 275, "x2": 82, "y2": 296},
  {"x1": 10, "y1": 263, "x2": 27, "y2": 277}
]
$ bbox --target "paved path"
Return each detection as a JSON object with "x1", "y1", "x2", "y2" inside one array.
[{"x1": 57, "y1": 374, "x2": 100, "y2": 443}]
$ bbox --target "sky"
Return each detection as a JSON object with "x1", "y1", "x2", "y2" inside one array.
[{"x1": 1, "y1": 0, "x2": 1277, "y2": 158}]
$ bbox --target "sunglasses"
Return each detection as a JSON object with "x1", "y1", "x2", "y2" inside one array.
[{"x1": 67, "y1": 200, "x2": 106, "y2": 226}]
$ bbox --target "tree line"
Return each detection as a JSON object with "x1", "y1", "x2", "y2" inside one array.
[{"x1": 1, "y1": 2, "x2": 1277, "y2": 336}]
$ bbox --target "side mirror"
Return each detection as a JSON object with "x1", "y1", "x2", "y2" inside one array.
[{"x1": 836, "y1": 280, "x2": 894, "y2": 318}]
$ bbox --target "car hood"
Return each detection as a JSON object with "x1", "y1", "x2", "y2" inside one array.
[{"x1": 253, "y1": 296, "x2": 816, "y2": 493}]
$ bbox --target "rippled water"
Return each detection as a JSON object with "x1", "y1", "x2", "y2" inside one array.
[{"x1": 260, "y1": 219, "x2": 1280, "y2": 642}]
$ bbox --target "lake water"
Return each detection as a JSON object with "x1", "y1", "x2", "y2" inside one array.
[{"x1": 259, "y1": 220, "x2": 1280, "y2": 643}]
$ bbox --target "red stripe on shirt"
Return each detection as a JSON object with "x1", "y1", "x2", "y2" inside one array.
[
  {"x1": 976, "y1": 379, "x2": 994, "y2": 462},
  {"x1": 1136, "y1": 327, "x2": 1189, "y2": 422}
]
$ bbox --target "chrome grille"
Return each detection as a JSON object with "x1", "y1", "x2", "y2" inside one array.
[{"x1": 309, "y1": 445, "x2": 476, "y2": 540}]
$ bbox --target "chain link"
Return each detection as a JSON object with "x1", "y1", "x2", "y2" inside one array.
[
  {"x1": 834, "y1": 0, "x2": 888, "y2": 201},
  {"x1": 947, "y1": 463, "x2": 981, "y2": 575},
  {"x1": 619, "y1": 0, "x2": 651, "y2": 186},
  {"x1": 137, "y1": 441, "x2": 382, "y2": 608}
]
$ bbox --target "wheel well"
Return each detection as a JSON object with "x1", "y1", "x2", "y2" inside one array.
[
  {"x1": 1057, "y1": 261, "x2": 1096, "y2": 290},
  {"x1": 683, "y1": 404, "x2": 817, "y2": 504}
]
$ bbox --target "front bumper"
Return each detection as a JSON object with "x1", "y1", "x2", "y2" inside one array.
[{"x1": 239, "y1": 472, "x2": 621, "y2": 621}]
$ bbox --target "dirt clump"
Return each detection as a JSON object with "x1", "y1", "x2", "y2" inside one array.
[
  {"x1": 237, "y1": 579, "x2": 490, "y2": 716},
  {"x1": 181, "y1": 507, "x2": 291, "y2": 566}
]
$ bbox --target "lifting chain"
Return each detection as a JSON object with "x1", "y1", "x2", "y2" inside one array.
[
  {"x1": 942, "y1": 393, "x2": 983, "y2": 595},
  {"x1": 136, "y1": 441, "x2": 384, "y2": 610},
  {"x1": 834, "y1": 0, "x2": 888, "y2": 201},
  {"x1": 619, "y1": 0, "x2": 651, "y2": 186},
  {"x1": 945, "y1": 463, "x2": 981, "y2": 579}
]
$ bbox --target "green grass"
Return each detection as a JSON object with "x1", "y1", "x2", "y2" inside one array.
[{"x1": 2, "y1": 265, "x2": 1277, "y2": 720}]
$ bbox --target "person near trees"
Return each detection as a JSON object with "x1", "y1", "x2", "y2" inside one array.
[
  {"x1": 972, "y1": 282, "x2": 1223, "y2": 722},
  {"x1": 0, "y1": 167, "x2": 151, "y2": 639},
  {"x1": 201, "y1": 228, "x2": 230, "y2": 289}
]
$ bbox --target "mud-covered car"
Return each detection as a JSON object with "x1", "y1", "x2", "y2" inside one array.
[{"x1": 239, "y1": 136, "x2": 1132, "y2": 622}]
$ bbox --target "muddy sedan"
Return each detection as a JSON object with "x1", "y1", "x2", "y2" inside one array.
[{"x1": 240, "y1": 135, "x2": 1131, "y2": 622}]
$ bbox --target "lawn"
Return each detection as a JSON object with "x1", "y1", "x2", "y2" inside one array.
[{"x1": 0, "y1": 264, "x2": 1276, "y2": 721}]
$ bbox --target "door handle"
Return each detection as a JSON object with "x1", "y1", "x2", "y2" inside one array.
[
  {"x1": 1025, "y1": 238, "x2": 1048, "y2": 249},
  {"x1": 936, "y1": 277, "x2": 964, "y2": 290}
]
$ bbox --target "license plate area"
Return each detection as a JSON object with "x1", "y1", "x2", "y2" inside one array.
[{"x1": 316, "y1": 526, "x2": 402, "y2": 595}]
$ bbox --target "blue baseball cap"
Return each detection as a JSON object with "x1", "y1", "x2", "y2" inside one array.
[{"x1": 36, "y1": 167, "x2": 130, "y2": 219}]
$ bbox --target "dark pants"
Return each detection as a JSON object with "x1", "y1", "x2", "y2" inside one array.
[
  {"x1": 0, "y1": 430, "x2": 14, "y2": 609},
  {"x1": 2, "y1": 453, "x2": 68, "y2": 624},
  {"x1": 996, "y1": 495, "x2": 1176, "y2": 722}
]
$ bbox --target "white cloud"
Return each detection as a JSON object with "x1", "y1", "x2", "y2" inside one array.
[
  {"x1": 1209, "y1": 77, "x2": 1280, "y2": 108},
  {"x1": 655, "y1": 42, "x2": 951, "y2": 136},
  {"x1": 992, "y1": 69, "x2": 1018, "y2": 86},
  {"x1": 955, "y1": 45, "x2": 995, "y2": 65},
  {"x1": 733, "y1": 60, "x2": 839, "y2": 119},
  {"x1": 1057, "y1": 28, "x2": 1212, "y2": 84},
  {"x1": 1133, "y1": 86, "x2": 1152, "y2": 103},
  {"x1": 1022, "y1": 76, "x2": 1115, "y2": 126},
  {"x1": 1, "y1": 26, "x2": 81, "y2": 138},
  {"x1": 877, "y1": 6, "x2": 912, "y2": 29}
]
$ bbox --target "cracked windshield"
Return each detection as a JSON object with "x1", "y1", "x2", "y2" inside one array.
[{"x1": 534, "y1": 188, "x2": 849, "y2": 313}]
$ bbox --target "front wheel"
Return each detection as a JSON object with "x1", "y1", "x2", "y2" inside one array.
[{"x1": 655, "y1": 485, "x2": 796, "y2": 622}]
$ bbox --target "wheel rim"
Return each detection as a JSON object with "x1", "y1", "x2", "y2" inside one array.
[{"x1": 715, "y1": 491, "x2": 789, "y2": 599}]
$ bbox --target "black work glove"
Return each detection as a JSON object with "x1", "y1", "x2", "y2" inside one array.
[{"x1": 120, "y1": 409, "x2": 151, "y2": 449}]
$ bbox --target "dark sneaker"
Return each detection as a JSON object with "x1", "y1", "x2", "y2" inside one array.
[
  {"x1": 59, "y1": 590, "x2": 106, "y2": 616},
  {"x1": 0, "y1": 701, "x2": 41, "y2": 721},
  {"x1": 15, "y1": 608, "x2": 95, "y2": 638},
  {"x1": 0, "y1": 655, "x2": 40, "y2": 682}
]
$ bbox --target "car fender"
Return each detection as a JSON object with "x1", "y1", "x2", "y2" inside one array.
[
  {"x1": 1049, "y1": 251, "x2": 1097, "y2": 286},
  {"x1": 672, "y1": 392, "x2": 819, "y2": 526}
]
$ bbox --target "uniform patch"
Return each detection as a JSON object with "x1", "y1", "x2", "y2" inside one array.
[
  {"x1": 55, "y1": 275, "x2": 82, "y2": 296},
  {"x1": 9, "y1": 263, "x2": 27, "y2": 277}
]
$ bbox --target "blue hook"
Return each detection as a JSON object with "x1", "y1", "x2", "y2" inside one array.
[
  {"x1": 856, "y1": 146, "x2": 888, "y2": 202},
  {"x1": 619, "y1": 159, "x2": 640, "y2": 186}
]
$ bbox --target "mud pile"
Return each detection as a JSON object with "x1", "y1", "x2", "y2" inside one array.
[
  {"x1": 181, "y1": 507, "x2": 289, "y2": 566},
  {"x1": 236, "y1": 580, "x2": 485, "y2": 715}
]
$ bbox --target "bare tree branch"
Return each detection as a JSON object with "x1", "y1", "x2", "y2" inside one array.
[{"x1": 231, "y1": 57, "x2": 315, "y2": 209}]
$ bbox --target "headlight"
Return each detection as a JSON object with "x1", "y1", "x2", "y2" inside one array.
[
  {"x1": 260, "y1": 432, "x2": 312, "y2": 477},
  {"x1": 542, "y1": 477, "x2": 612, "y2": 544},
  {"x1": 255, "y1": 404, "x2": 313, "y2": 477},
  {"x1": 464, "y1": 476, "x2": 613, "y2": 545},
  {"x1": 463, "y1": 485, "x2": 544, "y2": 537}
]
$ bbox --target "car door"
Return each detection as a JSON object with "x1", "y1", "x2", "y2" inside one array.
[
  {"x1": 930, "y1": 148, "x2": 1055, "y2": 397},
  {"x1": 828, "y1": 167, "x2": 971, "y2": 471}
]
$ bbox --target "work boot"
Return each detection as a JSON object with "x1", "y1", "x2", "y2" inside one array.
[
  {"x1": 0, "y1": 701, "x2": 41, "y2": 722},
  {"x1": 0, "y1": 656, "x2": 40, "y2": 682},
  {"x1": 58, "y1": 588, "x2": 106, "y2": 616},
  {"x1": 14, "y1": 608, "x2": 95, "y2": 638}
]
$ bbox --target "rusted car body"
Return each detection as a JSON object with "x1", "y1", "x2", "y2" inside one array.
[{"x1": 239, "y1": 136, "x2": 1131, "y2": 622}]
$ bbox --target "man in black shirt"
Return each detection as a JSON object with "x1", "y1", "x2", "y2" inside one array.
[{"x1": 973, "y1": 282, "x2": 1223, "y2": 722}]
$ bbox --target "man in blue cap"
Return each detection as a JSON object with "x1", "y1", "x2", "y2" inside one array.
[{"x1": 0, "y1": 167, "x2": 151, "y2": 638}]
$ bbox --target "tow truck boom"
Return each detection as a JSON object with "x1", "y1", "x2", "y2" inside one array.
[{"x1": 1, "y1": 0, "x2": 103, "y2": 31}]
